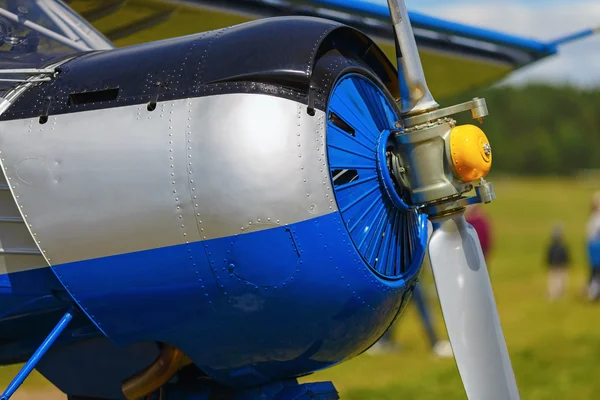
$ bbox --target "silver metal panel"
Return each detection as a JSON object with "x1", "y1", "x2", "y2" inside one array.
[
  {"x1": 0, "y1": 100, "x2": 194, "y2": 266},
  {"x1": 0, "y1": 222, "x2": 39, "y2": 251},
  {"x1": 387, "y1": 0, "x2": 438, "y2": 115},
  {"x1": 187, "y1": 94, "x2": 335, "y2": 239},
  {"x1": 0, "y1": 253, "x2": 47, "y2": 275},
  {"x1": 0, "y1": 189, "x2": 21, "y2": 219},
  {"x1": 0, "y1": 161, "x2": 46, "y2": 274},
  {"x1": 0, "y1": 94, "x2": 336, "y2": 266}
]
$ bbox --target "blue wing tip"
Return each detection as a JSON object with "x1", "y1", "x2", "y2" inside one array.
[
  {"x1": 549, "y1": 27, "x2": 600, "y2": 47},
  {"x1": 297, "y1": 0, "x2": 559, "y2": 56}
]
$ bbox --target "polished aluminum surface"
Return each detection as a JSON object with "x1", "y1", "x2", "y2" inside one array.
[
  {"x1": 0, "y1": 171, "x2": 46, "y2": 274},
  {"x1": 403, "y1": 98, "x2": 488, "y2": 127},
  {"x1": 0, "y1": 99, "x2": 10, "y2": 117},
  {"x1": 386, "y1": 0, "x2": 438, "y2": 115},
  {"x1": 187, "y1": 94, "x2": 334, "y2": 240},
  {"x1": 0, "y1": 94, "x2": 336, "y2": 267}
]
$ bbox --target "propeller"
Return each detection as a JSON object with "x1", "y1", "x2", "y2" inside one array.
[
  {"x1": 386, "y1": 1, "x2": 520, "y2": 399},
  {"x1": 429, "y1": 213, "x2": 519, "y2": 399}
]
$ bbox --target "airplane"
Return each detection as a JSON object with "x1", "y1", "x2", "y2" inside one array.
[{"x1": 0, "y1": 1, "x2": 595, "y2": 399}]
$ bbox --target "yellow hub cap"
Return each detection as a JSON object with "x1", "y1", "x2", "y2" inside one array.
[{"x1": 450, "y1": 124, "x2": 492, "y2": 182}]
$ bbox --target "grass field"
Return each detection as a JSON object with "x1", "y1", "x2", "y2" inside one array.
[{"x1": 2, "y1": 176, "x2": 600, "y2": 399}]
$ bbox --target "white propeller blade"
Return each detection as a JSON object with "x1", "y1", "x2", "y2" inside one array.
[{"x1": 428, "y1": 213, "x2": 520, "y2": 400}]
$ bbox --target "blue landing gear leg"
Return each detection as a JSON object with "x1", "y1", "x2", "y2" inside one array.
[
  {"x1": 160, "y1": 379, "x2": 339, "y2": 400},
  {"x1": 1, "y1": 309, "x2": 74, "y2": 399}
]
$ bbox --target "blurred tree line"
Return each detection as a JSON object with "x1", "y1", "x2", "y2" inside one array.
[{"x1": 446, "y1": 84, "x2": 600, "y2": 176}]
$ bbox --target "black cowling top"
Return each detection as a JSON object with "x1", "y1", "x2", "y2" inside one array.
[{"x1": 0, "y1": 16, "x2": 399, "y2": 121}]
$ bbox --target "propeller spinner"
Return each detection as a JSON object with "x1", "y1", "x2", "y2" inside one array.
[{"x1": 386, "y1": 1, "x2": 520, "y2": 399}]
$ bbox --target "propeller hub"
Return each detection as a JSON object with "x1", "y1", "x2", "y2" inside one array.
[{"x1": 390, "y1": 112, "x2": 496, "y2": 216}]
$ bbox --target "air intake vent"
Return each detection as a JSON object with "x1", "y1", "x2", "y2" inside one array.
[
  {"x1": 326, "y1": 73, "x2": 427, "y2": 280},
  {"x1": 68, "y1": 88, "x2": 119, "y2": 105}
]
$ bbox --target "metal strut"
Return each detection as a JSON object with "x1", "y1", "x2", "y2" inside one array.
[{"x1": 0, "y1": 309, "x2": 74, "y2": 400}]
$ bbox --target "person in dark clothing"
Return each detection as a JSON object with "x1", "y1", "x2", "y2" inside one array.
[{"x1": 546, "y1": 224, "x2": 570, "y2": 301}]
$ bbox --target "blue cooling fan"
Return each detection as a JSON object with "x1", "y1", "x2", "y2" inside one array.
[{"x1": 326, "y1": 73, "x2": 428, "y2": 280}]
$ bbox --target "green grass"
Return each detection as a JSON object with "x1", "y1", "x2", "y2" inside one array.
[
  {"x1": 303, "y1": 176, "x2": 600, "y2": 399},
  {"x1": 2, "y1": 176, "x2": 600, "y2": 398}
]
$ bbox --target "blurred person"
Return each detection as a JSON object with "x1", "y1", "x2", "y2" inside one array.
[
  {"x1": 367, "y1": 222, "x2": 452, "y2": 358},
  {"x1": 586, "y1": 191, "x2": 600, "y2": 301},
  {"x1": 465, "y1": 204, "x2": 493, "y2": 263},
  {"x1": 545, "y1": 223, "x2": 570, "y2": 301},
  {"x1": 366, "y1": 283, "x2": 452, "y2": 357}
]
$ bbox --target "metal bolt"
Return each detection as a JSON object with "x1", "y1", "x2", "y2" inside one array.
[{"x1": 483, "y1": 143, "x2": 492, "y2": 156}]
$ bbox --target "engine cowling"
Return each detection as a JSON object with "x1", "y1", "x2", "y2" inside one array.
[{"x1": 0, "y1": 16, "x2": 427, "y2": 394}]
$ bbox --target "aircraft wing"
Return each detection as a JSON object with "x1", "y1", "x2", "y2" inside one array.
[{"x1": 63, "y1": 0, "x2": 595, "y2": 100}]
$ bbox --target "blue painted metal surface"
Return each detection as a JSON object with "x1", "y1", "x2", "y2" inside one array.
[
  {"x1": 274, "y1": 381, "x2": 338, "y2": 400},
  {"x1": 0, "y1": 310, "x2": 73, "y2": 400},
  {"x1": 160, "y1": 379, "x2": 338, "y2": 399},
  {"x1": 0, "y1": 268, "x2": 69, "y2": 321},
  {"x1": 326, "y1": 73, "x2": 427, "y2": 280},
  {"x1": 290, "y1": 0, "x2": 557, "y2": 55},
  {"x1": 0, "y1": 267, "x2": 84, "y2": 365},
  {"x1": 48, "y1": 211, "x2": 417, "y2": 389}
]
